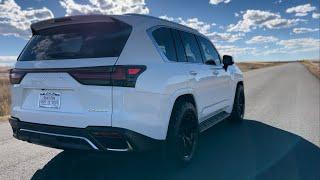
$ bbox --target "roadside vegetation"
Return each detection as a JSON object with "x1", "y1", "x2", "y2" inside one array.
[
  {"x1": 0, "y1": 77, "x2": 10, "y2": 120},
  {"x1": 236, "y1": 62, "x2": 288, "y2": 72},
  {"x1": 0, "y1": 67, "x2": 10, "y2": 120},
  {"x1": 301, "y1": 60, "x2": 320, "y2": 79}
]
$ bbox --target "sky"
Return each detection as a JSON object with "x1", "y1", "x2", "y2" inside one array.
[{"x1": 0, "y1": 0, "x2": 319, "y2": 66}]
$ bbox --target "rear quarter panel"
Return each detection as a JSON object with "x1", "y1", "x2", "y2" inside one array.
[{"x1": 111, "y1": 25, "x2": 197, "y2": 139}]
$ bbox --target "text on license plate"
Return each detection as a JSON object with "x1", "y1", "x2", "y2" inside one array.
[{"x1": 39, "y1": 92, "x2": 61, "y2": 109}]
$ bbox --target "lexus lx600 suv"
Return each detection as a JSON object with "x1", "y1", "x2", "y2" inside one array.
[{"x1": 9, "y1": 14, "x2": 245, "y2": 165}]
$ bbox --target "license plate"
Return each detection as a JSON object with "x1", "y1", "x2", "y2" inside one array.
[{"x1": 39, "y1": 92, "x2": 61, "y2": 109}]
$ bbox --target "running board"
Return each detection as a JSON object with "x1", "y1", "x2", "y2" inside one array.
[{"x1": 199, "y1": 112, "x2": 230, "y2": 132}]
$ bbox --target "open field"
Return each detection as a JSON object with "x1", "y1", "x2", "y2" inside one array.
[
  {"x1": 0, "y1": 115, "x2": 9, "y2": 121},
  {"x1": 0, "y1": 67, "x2": 10, "y2": 119},
  {"x1": 0, "y1": 67, "x2": 9, "y2": 73},
  {"x1": 301, "y1": 60, "x2": 320, "y2": 79},
  {"x1": 236, "y1": 61, "x2": 289, "y2": 72},
  {"x1": 0, "y1": 67, "x2": 9, "y2": 79},
  {"x1": 0, "y1": 77, "x2": 10, "y2": 117}
]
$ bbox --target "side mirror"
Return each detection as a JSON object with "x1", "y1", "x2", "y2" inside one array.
[
  {"x1": 223, "y1": 55, "x2": 234, "y2": 70},
  {"x1": 205, "y1": 59, "x2": 216, "y2": 65}
]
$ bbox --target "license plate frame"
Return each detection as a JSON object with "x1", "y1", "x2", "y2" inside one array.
[{"x1": 39, "y1": 92, "x2": 61, "y2": 109}]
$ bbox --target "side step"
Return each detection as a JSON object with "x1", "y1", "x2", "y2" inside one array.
[{"x1": 199, "y1": 112, "x2": 230, "y2": 132}]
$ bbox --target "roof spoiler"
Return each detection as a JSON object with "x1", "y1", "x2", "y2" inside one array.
[{"x1": 31, "y1": 15, "x2": 115, "y2": 35}]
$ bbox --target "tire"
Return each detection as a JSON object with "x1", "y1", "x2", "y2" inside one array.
[
  {"x1": 163, "y1": 101, "x2": 199, "y2": 168},
  {"x1": 229, "y1": 84, "x2": 245, "y2": 121}
]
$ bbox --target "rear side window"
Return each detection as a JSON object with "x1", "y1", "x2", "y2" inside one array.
[
  {"x1": 171, "y1": 29, "x2": 187, "y2": 62},
  {"x1": 197, "y1": 36, "x2": 221, "y2": 65},
  {"x1": 179, "y1": 31, "x2": 203, "y2": 64},
  {"x1": 18, "y1": 21, "x2": 132, "y2": 61},
  {"x1": 152, "y1": 27, "x2": 177, "y2": 61}
]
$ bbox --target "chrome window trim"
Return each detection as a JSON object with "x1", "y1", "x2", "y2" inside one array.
[{"x1": 147, "y1": 25, "x2": 223, "y2": 67}]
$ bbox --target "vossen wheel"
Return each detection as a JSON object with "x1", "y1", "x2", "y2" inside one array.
[{"x1": 164, "y1": 101, "x2": 199, "y2": 167}]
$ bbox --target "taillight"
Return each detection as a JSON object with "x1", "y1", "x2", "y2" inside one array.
[
  {"x1": 69, "y1": 67, "x2": 113, "y2": 86},
  {"x1": 111, "y1": 66, "x2": 146, "y2": 87},
  {"x1": 9, "y1": 65, "x2": 146, "y2": 87},
  {"x1": 9, "y1": 69, "x2": 26, "y2": 84},
  {"x1": 69, "y1": 65, "x2": 146, "y2": 87}
]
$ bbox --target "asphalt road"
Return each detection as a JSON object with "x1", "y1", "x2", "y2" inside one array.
[{"x1": 0, "y1": 62, "x2": 319, "y2": 180}]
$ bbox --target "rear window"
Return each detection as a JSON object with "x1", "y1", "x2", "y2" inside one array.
[
  {"x1": 152, "y1": 27, "x2": 177, "y2": 61},
  {"x1": 18, "y1": 21, "x2": 132, "y2": 61}
]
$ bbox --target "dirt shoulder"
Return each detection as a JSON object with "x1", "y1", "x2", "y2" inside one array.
[{"x1": 300, "y1": 60, "x2": 320, "y2": 79}]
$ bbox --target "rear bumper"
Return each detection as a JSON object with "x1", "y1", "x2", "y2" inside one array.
[{"x1": 9, "y1": 117, "x2": 163, "y2": 152}]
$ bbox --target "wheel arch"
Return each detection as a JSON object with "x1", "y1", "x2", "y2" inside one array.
[
  {"x1": 237, "y1": 81, "x2": 244, "y2": 87},
  {"x1": 165, "y1": 93, "x2": 198, "y2": 139},
  {"x1": 226, "y1": 80, "x2": 244, "y2": 113},
  {"x1": 231, "y1": 80, "x2": 244, "y2": 107},
  {"x1": 173, "y1": 94, "x2": 197, "y2": 112}
]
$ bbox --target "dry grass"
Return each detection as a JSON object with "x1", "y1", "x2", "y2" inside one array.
[
  {"x1": 301, "y1": 60, "x2": 320, "y2": 79},
  {"x1": 236, "y1": 62, "x2": 288, "y2": 72},
  {"x1": 0, "y1": 66, "x2": 9, "y2": 73},
  {"x1": 0, "y1": 115, "x2": 9, "y2": 121},
  {"x1": 0, "y1": 74, "x2": 10, "y2": 118},
  {"x1": 0, "y1": 66, "x2": 9, "y2": 77}
]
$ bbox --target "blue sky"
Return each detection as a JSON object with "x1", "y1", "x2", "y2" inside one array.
[{"x1": 0, "y1": 0, "x2": 319, "y2": 66}]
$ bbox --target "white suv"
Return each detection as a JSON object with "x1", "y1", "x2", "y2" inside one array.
[{"x1": 9, "y1": 14, "x2": 244, "y2": 165}]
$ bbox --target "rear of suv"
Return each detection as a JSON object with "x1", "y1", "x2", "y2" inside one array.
[{"x1": 9, "y1": 14, "x2": 244, "y2": 165}]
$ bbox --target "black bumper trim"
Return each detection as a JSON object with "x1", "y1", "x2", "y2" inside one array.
[
  {"x1": 9, "y1": 117, "x2": 163, "y2": 152},
  {"x1": 19, "y1": 128, "x2": 99, "y2": 150}
]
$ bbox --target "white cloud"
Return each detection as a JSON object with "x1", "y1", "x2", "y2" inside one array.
[
  {"x1": 312, "y1": 12, "x2": 320, "y2": 19},
  {"x1": 60, "y1": 0, "x2": 149, "y2": 16},
  {"x1": 0, "y1": 0, "x2": 54, "y2": 39},
  {"x1": 215, "y1": 44, "x2": 256, "y2": 56},
  {"x1": 0, "y1": 56, "x2": 17, "y2": 67},
  {"x1": 286, "y1": 4, "x2": 316, "y2": 17},
  {"x1": 208, "y1": 32, "x2": 244, "y2": 42},
  {"x1": 160, "y1": 15, "x2": 243, "y2": 42},
  {"x1": 160, "y1": 16, "x2": 212, "y2": 35},
  {"x1": 293, "y1": 27, "x2": 319, "y2": 34},
  {"x1": 275, "y1": 0, "x2": 283, "y2": 4},
  {"x1": 278, "y1": 38, "x2": 320, "y2": 52},
  {"x1": 209, "y1": 0, "x2": 231, "y2": 5},
  {"x1": 227, "y1": 9, "x2": 304, "y2": 32},
  {"x1": 216, "y1": 37, "x2": 320, "y2": 58},
  {"x1": 246, "y1": 36, "x2": 278, "y2": 44},
  {"x1": 254, "y1": 38, "x2": 320, "y2": 56}
]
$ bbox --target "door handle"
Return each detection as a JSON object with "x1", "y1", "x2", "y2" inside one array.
[
  {"x1": 189, "y1": 71, "x2": 197, "y2": 76},
  {"x1": 212, "y1": 70, "x2": 219, "y2": 76}
]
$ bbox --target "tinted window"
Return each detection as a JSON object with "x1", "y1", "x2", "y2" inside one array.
[
  {"x1": 198, "y1": 36, "x2": 221, "y2": 65},
  {"x1": 179, "y1": 31, "x2": 203, "y2": 63},
  {"x1": 171, "y1": 29, "x2": 187, "y2": 62},
  {"x1": 19, "y1": 22, "x2": 132, "y2": 61},
  {"x1": 152, "y1": 27, "x2": 177, "y2": 61}
]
